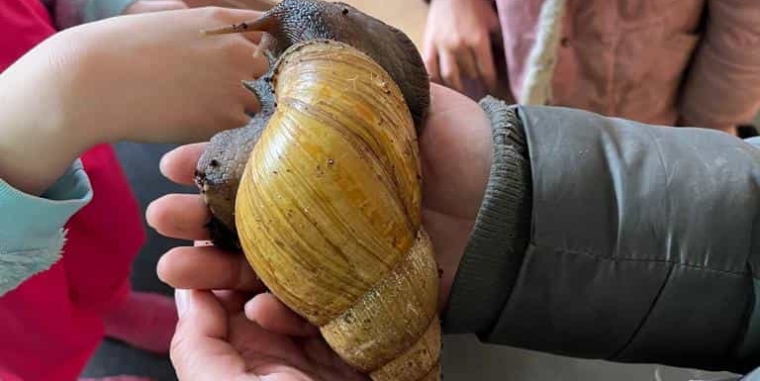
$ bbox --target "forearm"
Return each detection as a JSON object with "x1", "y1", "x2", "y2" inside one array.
[
  {"x1": 441, "y1": 97, "x2": 532, "y2": 334},
  {"x1": 0, "y1": 34, "x2": 96, "y2": 195},
  {"x1": 445, "y1": 97, "x2": 760, "y2": 374}
]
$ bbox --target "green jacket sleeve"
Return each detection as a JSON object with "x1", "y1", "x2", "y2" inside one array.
[{"x1": 443, "y1": 96, "x2": 760, "y2": 376}]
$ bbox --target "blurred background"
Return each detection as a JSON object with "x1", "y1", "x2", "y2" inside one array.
[{"x1": 82, "y1": 0, "x2": 753, "y2": 380}]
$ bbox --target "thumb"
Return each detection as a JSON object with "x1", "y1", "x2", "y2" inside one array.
[{"x1": 171, "y1": 289, "x2": 257, "y2": 381}]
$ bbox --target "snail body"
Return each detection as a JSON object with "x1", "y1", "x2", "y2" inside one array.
[{"x1": 236, "y1": 40, "x2": 440, "y2": 381}]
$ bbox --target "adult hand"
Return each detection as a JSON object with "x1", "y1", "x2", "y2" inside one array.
[
  {"x1": 171, "y1": 288, "x2": 369, "y2": 380},
  {"x1": 422, "y1": 0, "x2": 500, "y2": 93},
  {"x1": 149, "y1": 84, "x2": 493, "y2": 380}
]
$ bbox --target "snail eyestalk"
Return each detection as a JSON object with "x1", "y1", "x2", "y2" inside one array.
[{"x1": 200, "y1": 13, "x2": 277, "y2": 36}]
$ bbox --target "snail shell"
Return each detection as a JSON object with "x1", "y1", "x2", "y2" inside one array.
[{"x1": 235, "y1": 40, "x2": 441, "y2": 381}]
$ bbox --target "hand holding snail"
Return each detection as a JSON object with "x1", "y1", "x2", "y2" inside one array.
[{"x1": 149, "y1": 83, "x2": 493, "y2": 381}]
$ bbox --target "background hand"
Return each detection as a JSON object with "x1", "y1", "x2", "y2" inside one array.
[{"x1": 422, "y1": 0, "x2": 500, "y2": 93}]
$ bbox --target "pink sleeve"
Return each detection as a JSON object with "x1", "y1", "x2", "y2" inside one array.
[{"x1": 677, "y1": 0, "x2": 760, "y2": 130}]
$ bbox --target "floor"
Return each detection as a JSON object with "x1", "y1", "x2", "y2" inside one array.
[{"x1": 82, "y1": 1, "x2": 748, "y2": 380}]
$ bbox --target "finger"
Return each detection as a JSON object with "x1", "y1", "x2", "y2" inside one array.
[
  {"x1": 423, "y1": 42, "x2": 442, "y2": 85},
  {"x1": 158, "y1": 246, "x2": 264, "y2": 291},
  {"x1": 457, "y1": 49, "x2": 479, "y2": 80},
  {"x1": 213, "y1": 290, "x2": 250, "y2": 313},
  {"x1": 245, "y1": 293, "x2": 319, "y2": 337},
  {"x1": 172, "y1": 289, "x2": 252, "y2": 381},
  {"x1": 439, "y1": 51, "x2": 463, "y2": 92},
  {"x1": 147, "y1": 194, "x2": 211, "y2": 240},
  {"x1": 473, "y1": 37, "x2": 498, "y2": 92},
  {"x1": 160, "y1": 142, "x2": 208, "y2": 186}
]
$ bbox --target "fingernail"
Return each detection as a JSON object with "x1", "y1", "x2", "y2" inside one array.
[
  {"x1": 175, "y1": 289, "x2": 190, "y2": 316},
  {"x1": 159, "y1": 153, "x2": 169, "y2": 176}
]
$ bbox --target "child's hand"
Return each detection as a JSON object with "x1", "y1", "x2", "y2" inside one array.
[
  {"x1": 423, "y1": 0, "x2": 500, "y2": 93},
  {"x1": 62, "y1": 7, "x2": 266, "y2": 143},
  {"x1": 124, "y1": 0, "x2": 190, "y2": 14},
  {"x1": 0, "y1": 7, "x2": 266, "y2": 194}
]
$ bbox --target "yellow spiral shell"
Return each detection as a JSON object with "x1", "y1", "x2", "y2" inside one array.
[{"x1": 235, "y1": 40, "x2": 440, "y2": 381}]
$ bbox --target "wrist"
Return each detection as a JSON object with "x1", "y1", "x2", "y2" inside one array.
[
  {"x1": 0, "y1": 33, "x2": 100, "y2": 195},
  {"x1": 441, "y1": 97, "x2": 532, "y2": 335}
]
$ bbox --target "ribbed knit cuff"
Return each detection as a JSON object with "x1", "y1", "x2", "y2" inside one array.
[{"x1": 441, "y1": 96, "x2": 532, "y2": 336}]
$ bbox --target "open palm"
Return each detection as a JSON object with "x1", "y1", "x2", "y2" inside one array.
[
  {"x1": 173, "y1": 289, "x2": 369, "y2": 381},
  {"x1": 149, "y1": 84, "x2": 495, "y2": 379}
]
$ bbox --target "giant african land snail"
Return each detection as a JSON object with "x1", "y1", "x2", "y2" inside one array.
[{"x1": 197, "y1": 1, "x2": 439, "y2": 379}]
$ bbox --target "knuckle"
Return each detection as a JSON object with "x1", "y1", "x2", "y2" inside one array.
[
  {"x1": 441, "y1": 68, "x2": 457, "y2": 81},
  {"x1": 202, "y1": 6, "x2": 228, "y2": 21},
  {"x1": 145, "y1": 202, "x2": 170, "y2": 232},
  {"x1": 169, "y1": 326, "x2": 188, "y2": 364},
  {"x1": 442, "y1": 35, "x2": 464, "y2": 49},
  {"x1": 470, "y1": 33, "x2": 487, "y2": 46}
]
